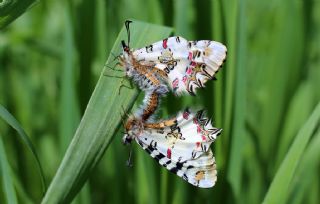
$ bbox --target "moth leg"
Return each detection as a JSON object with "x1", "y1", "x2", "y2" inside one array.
[
  {"x1": 104, "y1": 62, "x2": 123, "y2": 75},
  {"x1": 126, "y1": 144, "x2": 134, "y2": 167},
  {"x1": 118, "y1": 78, "x2": 134, "y2": 95},
  {"x1": 110, "y1": 52, "x2": 121, "y2": 62},
  {"x1": 103, "y1": 73, "x2": 126, "y2": 78}
]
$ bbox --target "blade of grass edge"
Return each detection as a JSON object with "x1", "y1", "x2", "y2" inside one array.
[
  {"x1": 0, "y1": 0, "x2": 37, "y2": 29},
  {"x1": 262, "y1": 101, "x2": 320, "y2": 204},
  {"x1": 0, "y1": 135, "x2": 18, "y2": 204},
  {"x1": 0, "y1": 104, "x2": 46, "y2": 194},
  {"x1": 290, "y1": 128, "x2": 320, "y2": 204},
  {"x1": 227, "y1": 0, "x2": 246, "y2": 199},
  {"x1": 41, "y1": 20, "x2": 172, "y2": 204}
]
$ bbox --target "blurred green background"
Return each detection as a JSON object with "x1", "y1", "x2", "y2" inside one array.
[{"x1": 1, "y1": 0, "x2": 320, "y2": 203}]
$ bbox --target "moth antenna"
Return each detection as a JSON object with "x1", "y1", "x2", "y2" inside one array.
[{"x1": 125, "y1": 20, "x2": 133, "y2": 47}]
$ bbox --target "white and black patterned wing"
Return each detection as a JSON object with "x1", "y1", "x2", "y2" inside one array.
[
  {"x1": 135, "y1": 137, "x2": 217, "y2": 188},
  {"x1": 132, "y1": 36, "x2": 227, "y2": 95},
  {"x1": 138, "y1": 109, "x2": 222, "y2": 163}
]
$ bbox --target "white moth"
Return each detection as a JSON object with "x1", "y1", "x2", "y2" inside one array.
[
  {"x1": 119, "y1": 21, "x2": 227, "y2": 96},
  {"x1": 124, "y1": 107, "x2": 222, "y2": 188}
]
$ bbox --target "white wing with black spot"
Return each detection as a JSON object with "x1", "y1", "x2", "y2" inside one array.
[
  {"x1": 135, "y1": 137, "x2": 217, "y2": 188},
  {"x1": 129, "y1": 109, "x2": 221, "y2": 188}
]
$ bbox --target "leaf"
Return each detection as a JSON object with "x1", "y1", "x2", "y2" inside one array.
[
  {"x1": 41, "y1": 20, "x2": 173, "y2": 204},
  {"x1": 0, "y1": 135, "x2": 18, "y2": 204},
  {"x1": 262, "y1": 101, "x2": 320, "y2": 204},
  {"x1": 0, "y1": 104, "x2": 46, "y2": 195},
  {"x1": 226, "y1": 0, "x2": 247, "y2": 199},
  {"x1": 289, "y1": 128, "x2": 320, "y2": 204},
  {"x1": 0, "y1": 0, "x2": 37, "y2": 29}
]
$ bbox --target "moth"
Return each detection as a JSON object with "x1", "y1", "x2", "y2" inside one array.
[
  {"x1": 123, "y1": 107, "x2": 222, "y2": 188},
  {"x1": 119, "y1": 20, "x2": 227, "y2": 96}
]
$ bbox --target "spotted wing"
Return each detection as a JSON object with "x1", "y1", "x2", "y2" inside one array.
[
  {"x1": 135, "y1": 137, "x2": 217, "y2": 188},
  {"x1": 138, "y1": 109, "x2": 222, "y2": 163},
  {"x1": 132, "y1": 36, "x2": 227, "y2": 95}
]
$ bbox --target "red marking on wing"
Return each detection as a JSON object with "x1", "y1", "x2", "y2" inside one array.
[
  {"x1": 186, "y1": 67, "x2": 193, "y2": 75},
  {"x1": 196, "y1": 142, "x2": 200, "y2": 148},
  {"x1": 201, "y1": 135, "x2": 206, "y2": 141},
  {"x1": 188, "y1": 52, "x2": 193, "y2": 60},
  {"x1": 182, "y1": 75, "x2": 188, "y2": 83},
  {"x1": 193, "y1": 118, "x2": 198, "y2": 124},
  {"x1": 167, "y1": 148, "x2": 172, "y2": 159},
  {"x1": 197, "y1": 125, "x2": 202, "y2": 133},
  {"x1": 190, "y1": 61, "x2": 196, "y2": 67},
  {"x1": 172, "y1": 78, "x2": 179, "y2": 89},
  {"x1": 163, "y1": 39, "x2": 168, "y2": 49},
  {"x1": 183, "y1": 111, "x2": 190, "y2": 120}
]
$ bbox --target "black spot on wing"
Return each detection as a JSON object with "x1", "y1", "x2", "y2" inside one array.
[
  {"x1": 145, "y1": 146, "x2": 152, "y2": 155},
  {"x1": 138, "y1": 140, "x2": 144, "y2": 147},
  {"x1": 187, "y1": 165, "x2": 194, "y2": 169},
  {"x1": 169, "y1": 167, "x2": 178, "y2": 174},
  {"x1": 183, "y1": 174, "x2": 188, "y2": 181},
  {"x1": 176, "y1": 161, "x2": 185, "y2": 170},
  {"x1": 154, "y1": 153, "x2": 165, "y2": 162}
]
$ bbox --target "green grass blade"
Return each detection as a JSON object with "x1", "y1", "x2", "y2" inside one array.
[
  {"x1": 59, "y1": 3, "x2": 80, "y2": 154},
  {"x1": 289, "y1": 128, "x2": 320, "y2": 204},
  {"x1": 0, "y1": 0, "x2": 37, "y2": 29},
  {"x1": 135, "y1": 149, "x2": 158, "y2": 204},
  {"x1": 262, "y1": 101, "x2": 320, "y2": 204},
  {"x1": 221, "y1": 0, "x2": 238, "y2": 148},
  {"x1": 0, "y1": 104, "x2": 46, "y2": 194},
  {"x1": 275, "y1": 81, "x2": 314, "y2": 168},
  {"x1": 41, "y1": 20, "x2": 172, "y2": 204},
  {"x1": 0, "y1": 135, "x2": 18, "y2": 204},
  {"x1": 227, "y1": 0, "x2": 247, "y2": 199}
]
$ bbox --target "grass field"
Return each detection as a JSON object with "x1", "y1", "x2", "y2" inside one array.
[{"x1": 1, "y1": 0, "x2": 320, "y2": 203}]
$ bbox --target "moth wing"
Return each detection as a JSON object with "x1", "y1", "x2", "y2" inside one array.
[
  {"x1": 135, "y1": 137, "x2": 217, "y2": 188},
  {"x1": 132, "y1": 36, "x2": 227, "y2": 95},
  {"x1": 138, "y1": 109, "x2": 222, "y2": 163}
]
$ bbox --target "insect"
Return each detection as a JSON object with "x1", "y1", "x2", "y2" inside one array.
[
  {"x1": 123, "y1": 108, "x2": 222, "y2": 188},
  {"x1": 123, "y1": 90, "x2": 163, "y2": 145},
  {"x1": 119, "y1": 20, "x2": 227, "y2": 96}
]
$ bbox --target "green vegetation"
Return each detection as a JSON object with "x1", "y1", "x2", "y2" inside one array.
[{"x1": 0, "y1": 0, "x2": 319, "y2": 203}]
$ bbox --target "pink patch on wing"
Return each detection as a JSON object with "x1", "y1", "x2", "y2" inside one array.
[
  {"x1": 163, "y1": 39, "x2": 168, "y2": 49},
  {"x1": 193, "y1": 118, "x2": 198, "y2": 124},
  {"x1": 183, "y1": 111, "x2": 190, "y2": 120},
  {"x1": 201, "y1": 135, "x2": 207, "y2": 141},
  {"x1": 190, "y1": 61, "x2": 196, "y2": 67},
  {"x1": 197, "y1": 125, "x2": 202, "y2": 133},
  {"x1": 167, "y1": 148, "x2": 172, "y2": 159},
  {"x1": 186, "y1": 67, "x2": 193, "y2": 75},
  {"x1": 172, "y1": 78, "x2": 179, "y2": 89},
  {"x1": 188, "y1": 52, "x2": 192, "y2": 60},
  {"x1": 182, "y1": 76, "x2": 188, "y2": 84}
]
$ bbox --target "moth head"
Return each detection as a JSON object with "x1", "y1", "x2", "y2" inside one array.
[
  {"x1": 121, "y1": 40, "x2": 131, "y2": 54},
  {"x1": 122, "y1": 133, "x2": 132, "y2": 145},
  {"x1": 123, "y1": 116, "x2": 143, "y2": 144},
  {"x1": 120, "y1": 40, "x2": 135, "y2": 75}
]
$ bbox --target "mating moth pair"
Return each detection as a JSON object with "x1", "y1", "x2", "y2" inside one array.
[{"x1": 114, "y1": 21, "x2": 226, "y2": 188}]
